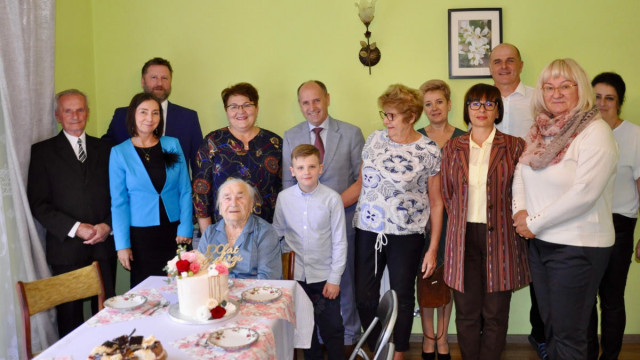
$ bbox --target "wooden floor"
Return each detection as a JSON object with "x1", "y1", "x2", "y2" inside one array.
[
  {"x1": 399, "y1": 342, "x2": 640, "y2": 359},
  {"x1": 297, "y1": 342, "x2": 640, "y2": 359}
]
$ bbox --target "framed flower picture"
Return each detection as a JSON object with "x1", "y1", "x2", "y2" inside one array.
[{"x1": 448, "y1": 8, "x2": 502, "y2": 79}]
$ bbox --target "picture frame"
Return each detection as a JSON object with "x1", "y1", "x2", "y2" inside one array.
[{"x1": 448, "y1": 8, "x2": 502, "y2": 79}]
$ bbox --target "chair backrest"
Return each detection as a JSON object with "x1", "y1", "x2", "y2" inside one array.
[
  {"x1": 281, "y1": 251, "x2": 295, "y2": 280},
  {"x1": 373, "y1": 289, "x2": 398, "y2": 358},
  {"x1": 374, "y1": 342, "x2": 395, "y2": 360},
  {"x1": 16, "y1": 261, "x2": 106, "y2": 359}
]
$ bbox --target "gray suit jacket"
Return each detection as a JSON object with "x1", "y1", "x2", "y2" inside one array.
[{"x1": 282, "y1": 116, "x2": 364, "y2": 195}]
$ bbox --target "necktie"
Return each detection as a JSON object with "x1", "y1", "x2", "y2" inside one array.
[
  {"x1": 312, "y1": 127, "x2": 324, "y2": 163},
  {"x1": 77, "y1": 138, "x2": 87, "y2": 163}
]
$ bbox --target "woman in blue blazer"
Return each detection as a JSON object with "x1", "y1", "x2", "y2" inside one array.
[{"x1": 110, "y1": 93, "x2": 193, "y2": 287}]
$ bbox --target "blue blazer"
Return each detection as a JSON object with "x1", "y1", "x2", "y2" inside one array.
[
  {"x1": 109, "y1": 136, "x2": 193, "y2": 250},
  {"x1": 102, "y1": 102, "x2": 203, "y2": 172}
]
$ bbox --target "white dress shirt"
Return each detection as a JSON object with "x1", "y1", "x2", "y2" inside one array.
[
  {"x1": 272, "y1": 182, "x2": 347, "y2": 285},
  {"x1": 496, "y1": 82, "x2": 534, "y2": 138},
  {"x1": 62, "y1": 130, "x2": 87, "y2": 237}
]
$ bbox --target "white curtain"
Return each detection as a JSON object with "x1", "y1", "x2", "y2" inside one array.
[{"x1": 0, "y1": 0, "x2": 58, "y2": 358}]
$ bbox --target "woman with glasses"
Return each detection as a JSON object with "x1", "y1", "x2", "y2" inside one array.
[
  {"x1": 587, "y1": 72, "x2": 639, "y2": 360},
  {"x1": 192, "y1": 82, "x2": 282, "y2": 231},
  {"x1": 441, "y1": 84, "x2": 529, "y2": 360},
  {"x1": 351, "y1": 84, "x2": 444, "y2": 360},
  {"x1": 416, "y1": 79, "x2": 464, "y2": 360},
  {"x1": 512, "y1": 59, "x2": 618, "y2": 359}
]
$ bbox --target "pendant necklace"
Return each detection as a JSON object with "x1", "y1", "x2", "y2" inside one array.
[{"x1": 140, "y1": 147, "x2": 151, "y2": 162}]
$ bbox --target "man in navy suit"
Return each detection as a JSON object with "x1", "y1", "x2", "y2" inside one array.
[
  {"x1": 283, "y1": 80, "x2": 365, "y2": 349},
  {"x1": 27, "y1": 89, "x2": 116, "y2": 337},
  {"x1": 102, "y1": 57, "x2": 202, "y2": 172}
]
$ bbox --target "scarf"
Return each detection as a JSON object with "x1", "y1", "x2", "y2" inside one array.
[{"x1": 519, "y1": 106, "x2": 600, "y2": 170}]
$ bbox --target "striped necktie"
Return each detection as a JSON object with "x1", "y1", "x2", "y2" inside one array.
[{"x1": 77, "y1": 138, "x2": 87, "y2": 163}]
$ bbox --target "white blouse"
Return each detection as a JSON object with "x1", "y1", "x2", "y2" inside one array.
[{"x1": 512, "y1": 119, "x2": 619, "y2": 247}]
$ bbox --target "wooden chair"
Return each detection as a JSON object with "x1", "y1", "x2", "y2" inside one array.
[
  {"x1": 16, "y1": 261, "x2": 106, "y2": 359},
  {"x1": 281, "y1": 251, "x2": 295, "y2": 280},
  {"x1": 281, "y1": 251, "x2": 297, "y2": 359}
]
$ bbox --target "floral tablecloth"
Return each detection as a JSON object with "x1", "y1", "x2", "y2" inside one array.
[{"x1": 33, "y1": 277, "x2": 313, "y2": 360}]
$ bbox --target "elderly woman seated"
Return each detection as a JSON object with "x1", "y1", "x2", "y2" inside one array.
[{"x1": 198, "y1": 178, "x2": 282, "y2": 279}]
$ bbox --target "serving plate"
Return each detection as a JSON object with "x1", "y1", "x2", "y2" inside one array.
[
  {"x1": 168, "y1": 300, "x2": 239, "y2": 324},
  {"x1": 207, "y1": 327, "x2": 259, "y2": 351},
  {"x1": 104, "y1": 294, "x2": 147, "y2": 311},
  {"x1": 241, "y1": 286, "x2": 282, "y2": 304}
]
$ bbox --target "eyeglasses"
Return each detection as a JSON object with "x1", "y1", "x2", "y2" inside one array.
[
  {"x1": 226, "y1": 103, "x2": 256, "y2": 112},
  {"x1": 379, "y1": 110, "x2": 410, "y2": 121},
  {"x1": 467, "y1": 101, "x2": 497, "y2": 111},
  {"x1": 542, "y1": 82, "x2": 577, "y2": 95},
  {"x1": 379, "y1": 110, "x2": 395, "y2": 120}
]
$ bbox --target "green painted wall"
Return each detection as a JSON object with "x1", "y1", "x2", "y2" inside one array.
[{"x1": 55, "y1": 0, "x2": 640, "y2": 335}]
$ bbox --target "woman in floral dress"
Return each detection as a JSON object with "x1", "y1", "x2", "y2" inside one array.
[{"x1": 192, "y1": 82, "x2": 282, "y2": 231}]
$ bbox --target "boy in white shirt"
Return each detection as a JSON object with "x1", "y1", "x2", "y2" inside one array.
[{"x1": 273, "y1": 144, "x2": 347, "y2": 360}]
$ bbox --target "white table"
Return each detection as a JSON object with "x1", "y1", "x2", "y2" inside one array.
[{"x1": 35, "y1": 277, "x2": 314, "y2": 359}]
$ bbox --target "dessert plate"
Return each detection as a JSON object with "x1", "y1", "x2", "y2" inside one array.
[
  {"x1": 241, "y1": 286, "x2": 282, "y2": 304},
  {"x1": 104, "y1": 294, "x2": 147, "y2": 311},
  {"x1": 168, "y1": 300, "x2": 239, "y2": 324},
  {"x1": 208, "y1": 327, "x2": 259, "y2": 351}
]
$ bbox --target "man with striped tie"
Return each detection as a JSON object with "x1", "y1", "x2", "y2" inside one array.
[{"x1": 27, "y1": 89, "x2": 116, "y2": 337}]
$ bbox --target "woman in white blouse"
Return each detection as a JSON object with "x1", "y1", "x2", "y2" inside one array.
[
  {"x1": 351, "y1": 84, "x2": 443, "y2": 360},
  {"x1": 587, "y1": 72, "x2": 639, "y2": 360},
  {"x1": 512, "y1": 59, "x2": 619, "y2": 360}
]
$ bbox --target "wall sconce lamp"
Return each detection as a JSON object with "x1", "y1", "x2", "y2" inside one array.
[{"x1": 355, "y1": 0, "x2": 381, "y2": 75}]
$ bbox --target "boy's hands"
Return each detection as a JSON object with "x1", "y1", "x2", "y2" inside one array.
[{"x1": 323, "y1": 282, "x2": 340, "y2": 299}]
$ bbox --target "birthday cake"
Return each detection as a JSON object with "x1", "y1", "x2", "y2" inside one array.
[
  {"x1": 88, "y1": 334, "x2": 166, "y2": 360},
  {"x1": 165, "y1": 245, "x2": 241, "y2": 321}
]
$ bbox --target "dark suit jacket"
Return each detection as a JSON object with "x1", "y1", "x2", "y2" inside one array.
[
  {"x1": 102, "y1": 101, "x2": 203, "y2": 171},
  {"x1": 27, "y1": 132, "x2": 115, "y2": 266},
  {"x1": 441, "y1": 130, "x2": 530, "y2": 293}
]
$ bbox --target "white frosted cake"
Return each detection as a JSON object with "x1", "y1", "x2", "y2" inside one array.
[
  {"x1": 165, "y1": 247, "x2": 239, "y2": 321},
  {"x1": 176, "y1": 270, "x2": 229, "y2": 319}
]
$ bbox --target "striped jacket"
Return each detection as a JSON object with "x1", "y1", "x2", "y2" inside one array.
[{"x1": 441, "y1": 130, "x2": 530, "y2": 293}]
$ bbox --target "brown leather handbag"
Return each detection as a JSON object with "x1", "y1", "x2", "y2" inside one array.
[
  {"x1": 417, "y1": 265, "x2": 451, "y2": 309},
  {"x1": 417, "y1": 265, "x2": 452, "y2": 340}
]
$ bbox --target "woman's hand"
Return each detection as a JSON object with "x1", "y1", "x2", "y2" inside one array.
[
  {"x1": 176, "y1": 236, "x2": 192, "y2": 245},
  {"x1": 117, "y1": 248, "x2": 133, "y2": 270},
  {"x1": 513, "y1": 210, "x2": 535, "y2": 239},
  {"x1": 421, "y1": 249, "x2": 437, "y2": 279}
]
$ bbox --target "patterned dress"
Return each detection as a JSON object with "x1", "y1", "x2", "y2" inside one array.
[
  {"x1": 192, "y1": 127, "x2": 282, "y2": 223},
  {"x1": 353, "y1": 130, "x2": 441, "y2": 235}
]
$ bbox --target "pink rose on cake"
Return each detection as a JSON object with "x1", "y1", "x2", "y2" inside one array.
[{"x1": 164, "y1": 245, "x2": 208, "y2": 279}]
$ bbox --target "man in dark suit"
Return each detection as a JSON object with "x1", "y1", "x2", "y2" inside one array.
[
  {"x1": 283, "y1": 80, "x2": 365, "y2": 349},
  {"x1": 27, "y1": 89, "x2": 116, "y2": 337},
  {"x1": 102, "y1": 57, "x2": 203, "y2": 172}
]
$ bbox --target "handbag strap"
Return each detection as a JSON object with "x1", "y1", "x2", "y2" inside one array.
[{"x1": 422, "y1": 305, "x2": 447, "y2": 341}]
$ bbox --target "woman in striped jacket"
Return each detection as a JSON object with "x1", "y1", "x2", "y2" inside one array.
[{"x1": 441, "y1": 84, "x2": 530, "y2": 360}]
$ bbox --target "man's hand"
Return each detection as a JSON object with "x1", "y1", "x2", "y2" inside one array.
[
  {"x1": 322, "y1": 282, "x2": 340, "y2": 299},
  {"x1": 84, "y1": 223, "x2": 111, "y2": 245},
  {"x1": 118, "y1": 248, "x2": 134, "y2": 270},
  {"x1": 76, "y1": 223, "x2": 97, "y2": 241}
]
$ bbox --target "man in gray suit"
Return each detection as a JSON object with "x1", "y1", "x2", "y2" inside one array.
[{"x1": 283, "y1": 80, "x2": 365, "y2": 348}]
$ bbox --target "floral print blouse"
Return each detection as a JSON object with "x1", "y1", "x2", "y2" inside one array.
[
  {"x1": 192, "y1": 127, "x2": 282, "y2": 223},
  {"x1": 353, "y1": 130, "x2": 441, "y2": 235}
]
